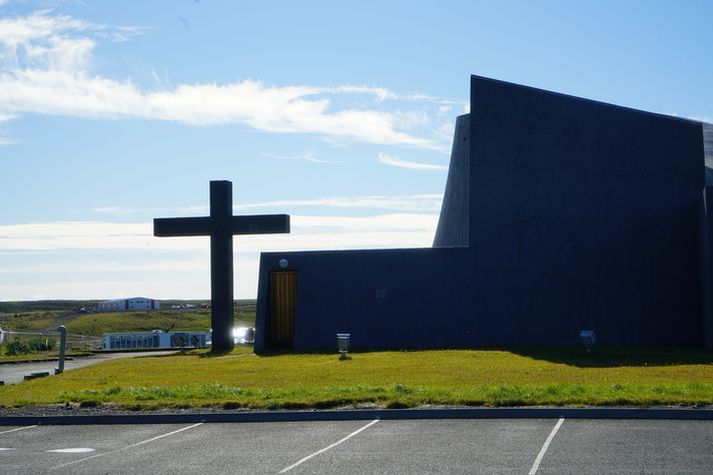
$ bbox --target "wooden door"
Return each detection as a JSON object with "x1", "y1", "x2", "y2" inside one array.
[{"x1": 270, "y1": 271, "x2": 296, "y2": 347}]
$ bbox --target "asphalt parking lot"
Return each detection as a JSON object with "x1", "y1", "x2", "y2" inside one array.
[{"x1": 1, "y1": 418, "x2": 711, "y2": 474}]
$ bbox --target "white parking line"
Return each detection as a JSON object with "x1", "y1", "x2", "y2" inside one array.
[
  {"x1": 0, "y1": 425, "x2": 36, "y2": 435},
  {"x1": 529, "y1": 417, "x2": 565, "y2": 475},
  {"x1": 47, "y1": 448, "x2": 95, "y2": 453},
  {"x1": 49, "y1": 423, "x2": 203, "y2": 470},
  {"x1": 279, "y1": 419, "x2": 380, "y2": 473}
]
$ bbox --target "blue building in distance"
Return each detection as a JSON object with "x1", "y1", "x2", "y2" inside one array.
[{"x1": 255, "y1": 75, "x2": 713, "y2": 351}]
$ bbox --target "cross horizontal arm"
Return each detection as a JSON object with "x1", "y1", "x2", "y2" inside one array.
[
  {"x1": 154, "y1": 217, "x2": 213, "y2": 237},
  {"x1": 230, "y1": 214, "x2": 290, "y2": 235}
]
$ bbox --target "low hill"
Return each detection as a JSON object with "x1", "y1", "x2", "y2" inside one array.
[{"x1": 0, "y1": 300, "x2": 256, "y2": 336}]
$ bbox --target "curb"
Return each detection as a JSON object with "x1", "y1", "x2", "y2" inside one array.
[
  {"x1": 0, "y1": 358, "x2": 65, "y2": 366},
  {"x1": 1, "y1": 407, "x2": 712, "y2": 425}
]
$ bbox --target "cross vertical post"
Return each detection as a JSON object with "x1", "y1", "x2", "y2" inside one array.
[
  {"x1": 154, "y1": 180, "x2": 290, "y2": 351},
  {"x1": 210, "y1": 181, "x2": 234, "y2": 351}
]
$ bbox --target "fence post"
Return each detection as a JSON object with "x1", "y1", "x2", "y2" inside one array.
[{"x1": 55, "y1": 325, "x2": 67, "y2": 374}]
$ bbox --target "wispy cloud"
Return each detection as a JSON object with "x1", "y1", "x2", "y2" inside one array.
[
  {"x1": 0, "y1": 11, "x2": 458, "y2": 151},
  {"x1": 0, "y1": 256, "x2": 256, "y2": 275},
  {"x1": 233, "y1": 194, "x2": 444, "y2": 213},
  {"x1": 0, "y1": 108, "x2": 15, "y2": 144},
  {"x1": 377, "y1": 152, "x2": 447, "y2": 171},
  {"x1": 90, "y1": 206, "x2": 147, "y2": 215},
  {"x1": 0, "y1": 70, "x2": 447, "y2": 152},
  {"x1": 0, "y1": 214, "x2": 437, "y2": 252},
  {"x1": 261, "y1": 150, "x2": 342, "y2": 164},
  {"x1": 89, "y1": 193, "x2": 445, "y2": 216},
  {"x1": 0, "y1": 213, "x2": 440, "y2": 300}
]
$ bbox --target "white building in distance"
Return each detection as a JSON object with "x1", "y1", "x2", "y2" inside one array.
[
  {"x1": 103, "y1": 330, "x2": 209, "y2": 350},
  {"x1": 97, "y1": 297, "x2": 160, "y2": 312}
]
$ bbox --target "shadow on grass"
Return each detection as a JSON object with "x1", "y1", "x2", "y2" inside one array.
[
  {"x1": 199, "y1": 348, "x2": 235, "y2": 358},
  {"x1": 127, "y1": 348, "x2": 253, "y2": 359},
  {"x1": 256, "y1": 345, "x2": 713, "y2": 368},
  {"x1": 255, "y1": 348, "x2": 336, "y2": 357},
  {"x1": 506, "y1": 346, "x2": 713, "y2": 368}
]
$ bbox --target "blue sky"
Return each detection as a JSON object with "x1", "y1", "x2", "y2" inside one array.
[{"x1": 1, "y1": 0, "x2": 711, "y2": 300}]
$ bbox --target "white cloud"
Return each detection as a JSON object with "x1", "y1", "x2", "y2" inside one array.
[
  {"x1": 0, "y1": 10, "x2": 92, "y2": 44},
  {"x1": 90, "y1": 206, "x2": 147, "y2": 215},
  {"x1": 0, "y1": 11, "x2": 456, "y2": 151},
  {"x1": 0, "y1": 215, "x2": 438, "y2": 299},
  {"x1": 0, "y1": 112, "x2": 16, "y2": 144},
  {"x1": 292, "y1": 213, "x2": 436, "y2": 231},
  {"x1": 377, "y1": 152, "x2": 447, "y2": 171},
  {"x1": 0, "y1": 214, "x2": 437, "y2": 252},
  {"x1": 327, "y1": 84, "x2": 396, "y2": 101},
  {"x1": 261, "y1": 150, "x2": 342, "y2": 164},
  {"x1": 0, "y1": 256, "x2": 255, "y2": 275},
  {"x1": 234, "y1": 193, "x2": 444, "y2": 213},
  {"x1": 89, "y1": 193, "x2": 445, "y2": 216}
]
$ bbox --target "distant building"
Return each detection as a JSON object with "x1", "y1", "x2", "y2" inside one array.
[
  {"x1": 103, "y1": 330, "x2": 209, "y2": 350},
  {"x1": 97, "y1": 297, "x2": 160, "y2": 312}
]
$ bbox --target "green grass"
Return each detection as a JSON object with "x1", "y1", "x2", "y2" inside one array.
[
  {"x1": 1, "y1": 347, "x2": 711, "y2": 410},
  {"x1": 0, "y1": 311, "x2": 59, "y2": 332},
  {"x1": 64, "y1": 309, "x2": 255, "y2": 335},
  {"x1": 64, "y1": 311, "x2": 212, "y2": 335},
  {"x1": 0, "y1": 300, "x2": 256, "y2": 336}
]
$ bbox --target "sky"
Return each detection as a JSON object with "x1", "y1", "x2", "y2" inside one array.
[{"x1": 0, "y1": 0, "x2": 712, "y2": 301}]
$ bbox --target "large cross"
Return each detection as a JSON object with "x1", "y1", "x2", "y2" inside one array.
[{"x1": 154, "y1": 180, "x2": 290, "y2": 351}]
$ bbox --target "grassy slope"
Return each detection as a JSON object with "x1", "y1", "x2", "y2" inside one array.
[
  {"x1": 64, "y1": 311, "x2": 211, "y2": 334},
  {"x1": 0, "y1": 311, "x2": 58, "y2": 332},
  {"x1": 0, "y1": 300, "x2": 256, "y2": 336},
  {"x1": 0, "y1": 300, "x2": 255, "y2": 362},
  {"x1": 1, "y1": 347, "x2": 711, "y2": 409}
]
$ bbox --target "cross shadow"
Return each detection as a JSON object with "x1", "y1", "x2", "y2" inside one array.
[
  {"x1": 129, "y1": 347, "x2": 253, "y2": 358},
  {"x1": 200, "y1": 348, "x2": 235, "y2": 358}
]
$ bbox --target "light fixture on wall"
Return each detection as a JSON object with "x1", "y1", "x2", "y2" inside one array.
[
  {"x1": 337, "y1": 333, "x2": 351, "y2": 360},
  {"x1": 579, "y1": 330, "x2": 596, "y2": 354}
]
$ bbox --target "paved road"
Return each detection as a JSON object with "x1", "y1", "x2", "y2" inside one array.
[
  {"x1": 0, "y1": 419, "x2": 711, "y2": 473},
  {"x1": 0, "y1": 351, "x2": 177, "y2": 385}
]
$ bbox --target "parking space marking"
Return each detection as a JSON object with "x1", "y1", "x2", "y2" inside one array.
[
  {"x1": 0, "y1": 425, "x2": 36, "y2": 435},
  {"x1": 279, "y1": 419, "x2": 380, "y2": 473},
  {"x1": 529, "y1": 417, "x2": 564, "y2": 475},
  {"x1": 0, "y1": 447, "x2": 15, "y2": 451},
  {"x1": 47, "y1": 448, "x2": 95, "y2": 453},
  {"x1": 49, "y1": 422, "x2": 203, "y2": 470}
]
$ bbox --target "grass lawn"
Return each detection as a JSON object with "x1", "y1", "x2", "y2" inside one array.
[
  {"x1": 1, "y1": 346, "x2": 711, "y2": 410},
  {"x1": 0, "y1": 310, "x2": 253, "y2": 336},
  {"x1": 0, "y1": 300, "x2": 256, "y2": 336},
  {"x1": 0, "y1": 311, "x2": 58, "y2": 332},
  {"x1": 64, "y1": 310, "x2": 213, "y2": 335}
]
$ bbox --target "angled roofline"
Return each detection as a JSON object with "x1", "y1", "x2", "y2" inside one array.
[{"x1": 470, "y1": 74, "x2": 706, "y2": 126}]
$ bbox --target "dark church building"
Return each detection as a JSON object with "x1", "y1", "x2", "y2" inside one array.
[{"x1": 255, "y1": 75, "x2": 713, "y2": 351}]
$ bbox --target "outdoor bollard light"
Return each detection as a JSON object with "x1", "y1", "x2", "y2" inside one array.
[
  {"x1": 579, "y1": 330, "x2": 596, "y2": 354},
  {"x1": 337, "y1": 333, "x2": 350, "y2": 360},
  {"x1": 55, "y1": 325, "x2": 67, "y2": 374}
]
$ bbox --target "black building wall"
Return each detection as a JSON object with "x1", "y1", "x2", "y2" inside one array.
[
  {"x1": 254, "y1": 76, "x2": 709, "y2": 351},
  {"x1": 468, "y1": 76, "x2": 705, "y2": 346}
]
